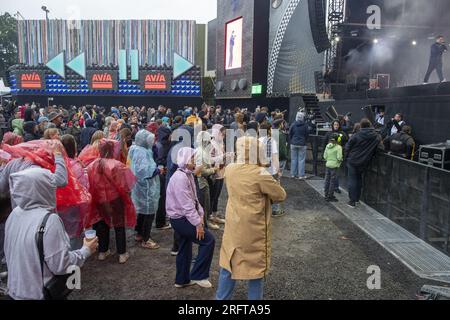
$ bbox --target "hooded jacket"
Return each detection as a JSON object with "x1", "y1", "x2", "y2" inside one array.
[
  {"x1": 4, "y1": 167, "x2": 90, "y2": 300},
  {"x1": 323, "y1": 143, "x2": 343, "y2": 169},
  {"x1": 155, "y1": 126, "x2": 172, "y2": 166},
  {"x1": 289, "y1": 120, "x2": 309, "y2": 146},
  {"x1": 165, "y1": 147, "x2": 205, "y2": 227},
  {"x1": 80, "y1": 119, "x2": 97, "y2": 150},
  {"x1": 220, "y1": 137, "x2": 286, "y2": 280},
  {"x1": 12, "y1": 119, "x2": 24, "y2": 137},
  {"x1": 345, "y1": 128, "x2": 381, "y2": 168}
]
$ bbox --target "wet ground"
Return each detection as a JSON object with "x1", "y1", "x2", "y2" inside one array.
[{"x1": 70, "y1": 177, "x2": 434, "y2": 300}]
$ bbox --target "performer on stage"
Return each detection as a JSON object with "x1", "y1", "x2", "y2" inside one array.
[{"x1": 423, "y1": 35, "x2": 448, "y2": 84}]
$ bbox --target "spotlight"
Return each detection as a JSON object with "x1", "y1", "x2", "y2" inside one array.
[
  {"x1": 412, "y1": 40, "x2": 417, "y2": 46},
  {"x1": 373, "y1": 39, "x2": 379, "y2": 44},
  {"x1": 334, "y1": 36, "x2": 341, "y2": 43}
]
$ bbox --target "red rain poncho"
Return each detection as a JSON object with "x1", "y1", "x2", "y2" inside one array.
[
  {"x1": 2, "y1": 140, "x2": 92, "y2": 236},
  {"x1": 78, "y1": 139, "x2": 121, "y2": 167},
  {"x1": 2, "y1": 132, "x2": 24, "y2": 146},
  {"x1": 85, "y1": 140, "x2": 137, "y2": 228}
]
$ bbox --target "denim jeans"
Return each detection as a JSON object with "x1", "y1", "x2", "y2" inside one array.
[
  {"x1": 324, "y1": 167, "x2": 338, "y2": 199},
  {"x1": 290, "y1": 145, "x2": 307, "y2": 178},
  {"x1": 216, "y1": 268, "x2": 264, "y2": 300},
  {"x1": 347, "y1": 164, "x2": 364, "y2": 203}
]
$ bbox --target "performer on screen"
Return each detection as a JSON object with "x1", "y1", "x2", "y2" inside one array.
[
  {"x1": 228, "y1": 31, "x2": 236, "y2": 68},
  {"x1": 423, "y1": 35, "x2": 448, "y2": 84}
]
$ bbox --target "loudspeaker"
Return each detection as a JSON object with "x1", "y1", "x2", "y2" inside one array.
[{"x1": 308, "y1": 0, "x2": 331, "y2": 53}]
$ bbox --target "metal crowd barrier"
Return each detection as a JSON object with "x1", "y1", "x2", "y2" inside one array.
[{"x1": 304, "y1": 135, "x2": 450, "y2": 254}]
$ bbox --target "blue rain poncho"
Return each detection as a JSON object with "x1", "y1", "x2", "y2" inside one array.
[{"x1": 128, "y1": 130, "x2": 160, "y2": 214}]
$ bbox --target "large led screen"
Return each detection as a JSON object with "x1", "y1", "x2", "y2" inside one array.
[{"x1": 225, "y1": 17, "x2": 243, "y2": 71}]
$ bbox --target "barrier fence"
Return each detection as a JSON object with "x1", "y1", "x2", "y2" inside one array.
[{"x1": 305, "y1": 135, "x2": 450, "y2": 254}]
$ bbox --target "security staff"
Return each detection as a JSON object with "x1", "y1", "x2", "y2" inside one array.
[{"x1": 384, "y1": 126, "x2": 415, "y2": 160}]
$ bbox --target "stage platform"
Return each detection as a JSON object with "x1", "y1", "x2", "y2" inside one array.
[
  {"x1": 319, "y1": 82, "x2": 450, "y2": 145},
  {"x1": 333, "y1": 82, "x2": 450, "y2": 101}
]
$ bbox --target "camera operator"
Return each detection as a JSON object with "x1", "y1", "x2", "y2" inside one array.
[{"x1": 383, "y1": 125, "x2": 415, "y2": 160}]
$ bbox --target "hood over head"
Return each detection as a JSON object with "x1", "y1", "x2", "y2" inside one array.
[
  {"x1": 135, "y1": 129, "x2": 155, "y2": 150},
  {"x1": 177, "y1": 147, "x2": 195, "y2": 170},
  {"x1": 10, "y1": 167, "x2": 56, "y2": 210},
  {"x1": 157, "y1": 126, "x2": 172, "y2": 143}
]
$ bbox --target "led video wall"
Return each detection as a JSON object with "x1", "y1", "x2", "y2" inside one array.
[
  {"x1": 17, "y1": 20, "x2": 196, "y2": 67},
  {"x1": 225, "y1": 17, "x2": 243, "y2": 71}
]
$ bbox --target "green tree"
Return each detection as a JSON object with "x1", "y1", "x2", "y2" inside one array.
[
  {"x1": 0, "y1": 12, "x2": 18, "y2": 79},
  {"x1": 202, "y1": 76, "x2": 216, "y2": 105}
]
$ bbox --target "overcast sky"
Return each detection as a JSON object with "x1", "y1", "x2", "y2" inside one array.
[{"x1": 1, "y1": 0, "x2": 217, "y2": 23}]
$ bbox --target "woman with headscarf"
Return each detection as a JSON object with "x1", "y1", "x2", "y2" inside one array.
[
  {"x1": 209, "y1": 124, "x2": 227, "y2": 225},
  {"x1": 85, "y1": 139, "x2": 136, "y2": 264},
  {"x1": 195, "y1": 131, "x2": 220, "y2": 230},
  {"x1": 128, "y1": 130, "x2": 161, "y2": 249},
  {"x1": 4, "y1": 167, "x2": 98, "y2": 300},
  {"x1": 215, "y1": 136, "x2": 286, "y2": 300},
  {"x1": 166, "y1": 147, "x2": 215, "y2": 288}
]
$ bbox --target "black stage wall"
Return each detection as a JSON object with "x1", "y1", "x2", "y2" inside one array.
[
  {"x1": 319, "y1": 96, "x2": 450, "y2": 145},
  {"x1": 14, "y1": 95, "x2": 204, "y2": 110}
]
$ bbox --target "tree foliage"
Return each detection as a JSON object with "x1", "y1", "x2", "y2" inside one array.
[{"x1": 0, "y1": 12, "x2": 18, "y2": 79}]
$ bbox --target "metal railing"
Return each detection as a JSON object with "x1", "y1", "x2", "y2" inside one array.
[{"x1": 305, "y1": 135, "x2": 450, "y2": 254}]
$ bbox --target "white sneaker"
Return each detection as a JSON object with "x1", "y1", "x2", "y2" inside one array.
[
  {"x1": 0, "y1": 271, "x2": 7, "y2": 280},
  {"x1": 98, "y1": 250, "x2": 111, "y2": 261},
  {"x1": 175, "y1": 281, "x2": 195, "y2": 288},
  {"x1": 192, "y1": 279, "x2": 213, "y2": 288},
  {"x1": 442, "y1": 79, "x2": 447, "y2": 83},
  {"x1": 211, "y1": 215, "x2": 226, "y2": 225},
  {"x1": 207, "y1": 221, "x2": 220, "y2": 230},
  {"x1": 119, "y1": 252, "x2": 130, "y2": 264}
]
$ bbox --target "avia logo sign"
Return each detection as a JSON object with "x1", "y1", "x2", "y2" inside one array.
[
  {"x1": 20, "y1": 72, "x2": 43, "y2": 89},
  {"x1": 144, "y1": 73, "x2": 167, "y2": 89},
  {"x1": 140, "y1": 71, "x2": 171, "y2": 91},
  {"x1": 91, "y1": 73, "x2": 114, "y2": 89}
]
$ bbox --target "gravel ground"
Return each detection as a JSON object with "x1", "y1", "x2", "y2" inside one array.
[{"x1": 69, "y1": 177, "x2": 436, "y2": 300}]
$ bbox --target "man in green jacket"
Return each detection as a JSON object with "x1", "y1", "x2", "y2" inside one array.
[{"x1": 323, "y1": 134, "x2": 343, "y2": 202}]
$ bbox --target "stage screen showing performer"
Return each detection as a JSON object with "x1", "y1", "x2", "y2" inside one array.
[
  {"x1": 225, "y1": 17, "x2": 243, "y2": 70},
  {"x1": 424, "y1": 35, "x2": 448, "y2": 84}
]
